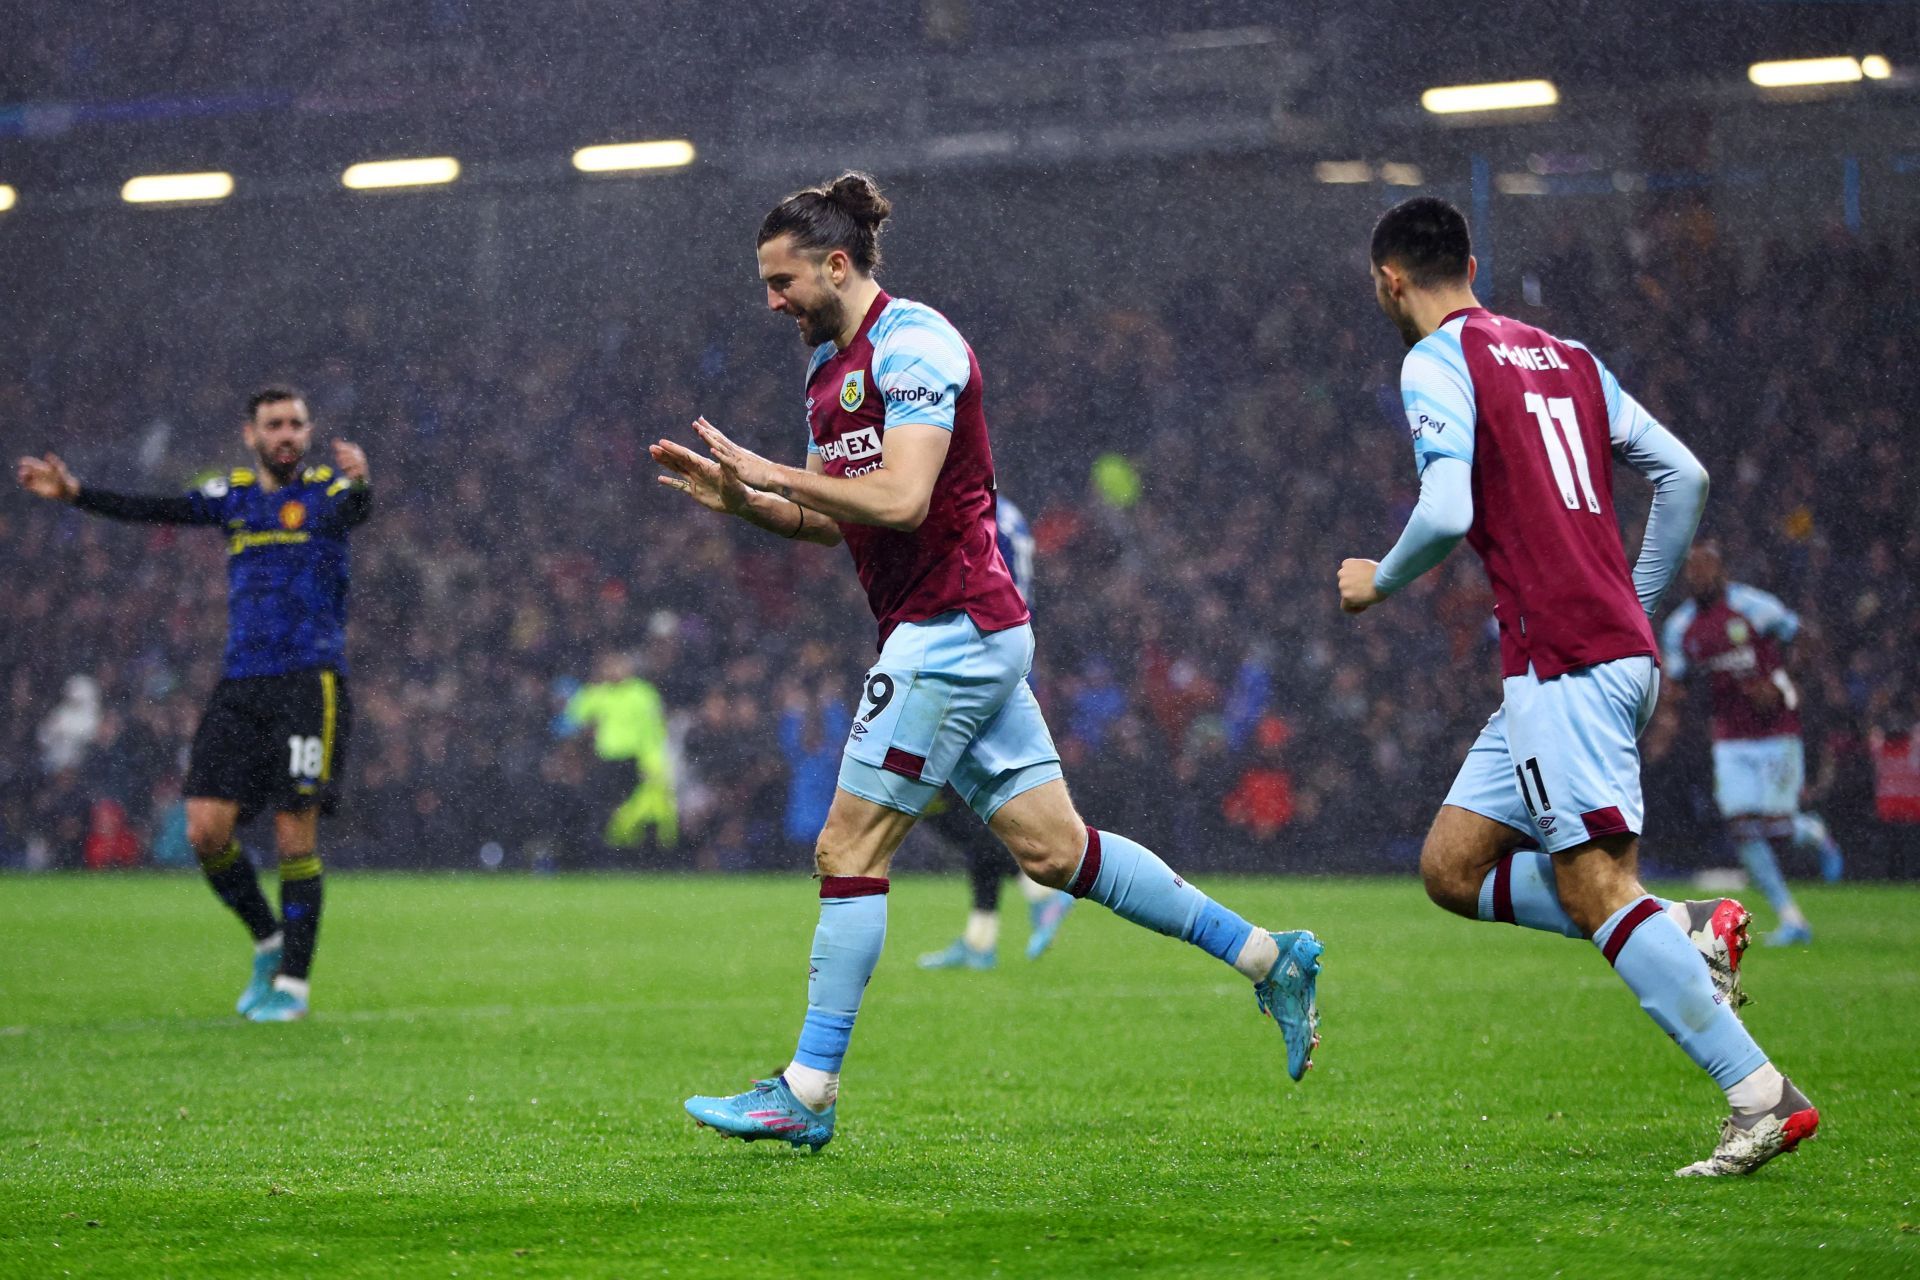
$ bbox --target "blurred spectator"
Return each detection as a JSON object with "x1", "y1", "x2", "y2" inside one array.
[
  {"x1": 1223, "y1": 715, "x2": 1296, "y2": 843},
  {"x1": 778, "y1": 677, "x2": 851, "y2": 854},
  {"x1": 2, "y1": 215, "x2": 1915, "y2": 875},
  {"x1": 37, "y1": 675, "x2": 102, "y2": 773}
]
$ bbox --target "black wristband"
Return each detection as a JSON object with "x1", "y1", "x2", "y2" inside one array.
[{"x1": 785, "y1": 503, "x2": 807, "y2": 538}]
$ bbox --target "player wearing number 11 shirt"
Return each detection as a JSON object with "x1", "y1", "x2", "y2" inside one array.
[{"x1": 1337, "y1": 197, "x2": 1817, "y2": 1177}]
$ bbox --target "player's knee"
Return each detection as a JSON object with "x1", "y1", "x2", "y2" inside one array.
[
  {"x1": 1551, "y1": 840, "x2": 1637, "y2": 934},
  {"x1": 987, "y1": 779, "x2": 1085, "y2": 887},
  {"x1": 186, "y1": 815, "x2": 231, "y2": 859},
  {"x1": 1014, "y1": 844, "x2": 1076, "y2": 891},
  {"x1": 997, "y1": 818, "x2": 1083, "y2": 888},
  {"x1": 1417, "y1": 833, "x2": 1480, "y2": 919},
  {"x1": 811, "y1": 829, "x2": 883, "y2": 880}
]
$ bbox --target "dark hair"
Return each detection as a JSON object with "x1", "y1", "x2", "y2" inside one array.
[
  {"x1": 1370, "y1": 196, "x2": 1472, "y2": 287},
  {"x1": 247, "y1": 385, "x2": 305, "y2": 419},
  {"x1": 757, "y1": 171, "x2": 893, "y2": 274}
]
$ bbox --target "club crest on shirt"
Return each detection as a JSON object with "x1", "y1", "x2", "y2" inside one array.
[
  {"x1": 279, "y1": 500, "x2": 307, "y2": 531},
  {"x1": 840, "y1": 370, "x2": 866, "y2": 412},
  {"x1": 1726, "y1": 618, "x2": 1750, "y2": 646}
]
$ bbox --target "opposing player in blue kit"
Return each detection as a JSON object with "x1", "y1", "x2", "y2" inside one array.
[
  {"x1": 653, "y1": 172, "x2": 1321, "y2": 1150},
  {"x1": 1338, "y1": 197, "x2": 1816, "y2": 1177},
  {"x1": 18, "y1": 387, "x2": 369, "y2": 1022}
]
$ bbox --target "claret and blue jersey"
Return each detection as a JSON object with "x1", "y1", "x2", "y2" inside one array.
[
  {"x1": 803, "y1": 290, "x2": 1028, "y2": 647},
  {"x1": 1395, "y1": 308, "x2": 1676, "y2": 678}
]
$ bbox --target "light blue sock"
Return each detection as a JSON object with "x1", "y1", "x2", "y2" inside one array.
[
  {"x1": 1066, "y1": 828, "x2": 1254, "y2": 967},
  {"x1": 1736, "y1": 836, "x2": 1798, "y2": 919},
  {"x1": 792, "y1": 877, "x2": 889, "y2": 1072},
  {"x1": 1594, "y1": 896, "x2": 1768, "y2": 1090},
  {"x1": 1478, "y1": 852, "x2": 1673, "y2": 940},
  {"x1": 1791, "y1": 813, "x2": 1844, "y2": 882}
]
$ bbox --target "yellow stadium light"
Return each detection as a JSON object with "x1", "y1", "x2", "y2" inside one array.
[
  {"x1": 0, "y1": 184, "x2": 15, "y2": 212},
  {"x1": 120, "y1": 171, "x2": 235, "y2": 204},
  {"x1": 1748, "y1": 57, "x2": 1863, "y2": 88},
  {"x1": 1378, "y1": 163, "x2": 1424, "y2": 187},
  {"x1": 1421, "y1": 79, "x2": 1559, "y2": 115},
  {"x1": 341, "y1": 157, "x2": 460, "y2": 190},
  {"x1": 1861, "y1": 56, "x2": 1892, "y2": 81},
  {"x1": 572, "y1": 139, "x2": 697, "y2": 172},
  {"x1": 1496, "y1": 172, "x2": 1550, "y2": 196},
  {"x1": 1314, "y1": 160, "x2": 1372, "y2": 185}
]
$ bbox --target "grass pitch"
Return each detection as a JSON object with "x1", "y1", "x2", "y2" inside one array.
[{"x1": 1, "y1": 873, "x2": 1915, "y2": 1278}]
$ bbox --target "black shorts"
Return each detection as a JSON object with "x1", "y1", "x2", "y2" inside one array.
[{"x1": 184, "y1": 670, "x2": 352, "y2": 824}]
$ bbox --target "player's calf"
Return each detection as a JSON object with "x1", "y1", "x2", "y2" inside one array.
[{"x1": 990, "y1": 781, "x2": 1323, "y2": 1078}]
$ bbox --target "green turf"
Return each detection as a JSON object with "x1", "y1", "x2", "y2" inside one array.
[{"x1": 1, "y1": 874, "x2": 1915, "y2": 1278}]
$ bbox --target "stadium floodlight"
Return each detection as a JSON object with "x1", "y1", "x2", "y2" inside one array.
[
  {"x1": 1861, "y1": 56, "x2": 1892, "y2": 81},
  {"x1": 341, "y1": 157, "x2": 460, "y2": 190},
  {"x1": 1748, "y1": 57, "x2": 1864, "y2": 88},
  {"x1": 1314, "y1": 161, "x2": 1372, "y2": 185},
  {"x1": 120, "y1": 171, "x2": 235, "y2": 204},
  {"x1": 0, "y1": 184, "x2": 14, "y2": 212},
  {"x1": 1496, "y1": 172, "x2": 1550, "y2": 196},
  {"x1": 572, "y1": 139, "x2": 697, "y2": 173},
  {"x1": 1378, "y1": 163, "x2": 1424, "y2": 187},
  {"x1": 1421, "y1": 80, "x2": 1559, "y2": 115}
]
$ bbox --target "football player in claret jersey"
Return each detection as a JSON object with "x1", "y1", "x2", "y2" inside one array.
[
  {"x1": 16, "y1": 387, "x2": 370, "y2": 1022},
  {"x1": 1663, "y1": 543, "x2": 1843, "y2": 945},
  {"x1": 1336, "y1": 197, "x2": 1817, "y2": 1177},
  {"x1": 917, "y1": 495, "x2": 1078, "y2": 971},
  {"x1": 653, "y1": 172, "x2": 1320, "y2": 1151}
]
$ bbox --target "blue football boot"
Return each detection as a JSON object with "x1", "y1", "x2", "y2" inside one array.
[
  {"x1": 246, "y1": 985, "x2": 309, "y2": 1022},
  {"x1": 1254, "y1": 930, "x2": 1323, "y2": 1081},
  {"x1": 236, "y1": 938, "x2": 281, "y2": 1017},
  {"x1": 1025, "y1": 892, "x2": 1075, "y2": 961},
  {"x1": 1765, "y1": 922, "x2": 1813, "y2": 947},
  {"x1": 917, "y1": 939, "x2": 995, "y2": 970},
  {"x1": 685, "y1": 1077, "x2": 835, "y2": 1152}
]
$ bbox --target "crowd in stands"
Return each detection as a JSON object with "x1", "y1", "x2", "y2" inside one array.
[{"x1": 3, "y1": 209, "x2": 1915, "y2": 877}]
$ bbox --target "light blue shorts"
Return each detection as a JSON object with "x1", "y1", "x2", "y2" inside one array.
[
  {"x1": 1444, "y1": 656, "x2": 1659, "y2": 854},
  {"x1": 837, "y1": 612, "x2": 1064, "y2": 820},
  {"x1": 1712, "y1": 736, "x2": 1804, "y2": 821}
]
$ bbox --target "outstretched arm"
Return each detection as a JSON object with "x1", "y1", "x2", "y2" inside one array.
[
  {"x1": 693, "y1": 417, "x2": 949, "y2": 533},
  {"x1": 16, "y1": 452, "x2": 213, "y2": 524},
  {"x1": 651, "y1": 435, "x2": 844, "y2": 547}
]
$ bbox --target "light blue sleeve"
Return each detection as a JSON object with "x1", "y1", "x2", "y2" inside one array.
[
  {"x1": 1400, "y1": 325, "x2": 1476, "y2": 473},
  {"x1": 1660, "y1": 600, "x2": 1697, "y2": 679},
  {"x1": 1726, "y1": 582, "x2": 1801, "y2": 643},
  {"x1": 1372, "y1": 457, "x2": 1473, "y2": 597},
  {"x1": 1574, "y1": 342, "x2": 1711, "y2": 617},
  {"x1": 805, "y1": 343, "x2": 833, "y2": 455},
  {"x1": 872, "y1": 308, "x2": 970, "y2": 432}
]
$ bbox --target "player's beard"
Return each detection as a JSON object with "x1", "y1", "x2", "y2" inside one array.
[
  {"x1": 258, "y1": 444, "x2": 305, "y2": 484},
  {"x1": 793, "y1": 293, "x2": 847, "y2": 347},
  {"x1": 1387, "y1": 299, "x2": 1424, "y2": 349}
]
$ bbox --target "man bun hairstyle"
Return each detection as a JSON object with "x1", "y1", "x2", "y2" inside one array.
[
  {"x1": 247, "y1": 384, "x2": 305, "y2": 418},
  {"x1": 758, "y1": 170, "x2": 894, "y2": 274},
  {"x1": 1370, "y1": 196, "x2": 1472, "y2": 288}
]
